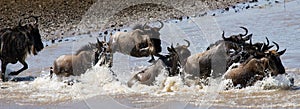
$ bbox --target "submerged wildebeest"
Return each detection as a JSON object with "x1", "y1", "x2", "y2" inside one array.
[
  {"x1": 108, "y1": 21, "x2": 164, "y2": 63},
  {"x1": 0, "y1": 16, "x2": 44, "y2": 82},
  {"x1": 224, "y1": 41, "x2": 287, "y2": 87},
  {"x1": 127, "y1": 45, "x2": 181, "y2": 87},
  {"x1": 50, "y1": 39, "x2": 107, "y2": 78},
  {"x1": 174, "y1": 39, "x2": 191, "y2": 66}
]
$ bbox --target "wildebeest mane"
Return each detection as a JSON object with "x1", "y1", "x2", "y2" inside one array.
[
  {"x1": 75, "y1": 43, "x2": 96, "y2": 55},
  {"x1": 132, "y1": 24, "x2": 144, "y2": 30}
]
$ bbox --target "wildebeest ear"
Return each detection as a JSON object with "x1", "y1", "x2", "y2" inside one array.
[
  {"x1": 243, "y1": 34, "x2": 252, "y2": 41},
  {"x1": 278, "y1": 49, "x2": 286, "y2": 55}
]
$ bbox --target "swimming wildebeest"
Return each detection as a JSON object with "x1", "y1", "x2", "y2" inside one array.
[
  {"x1": 232, "y1": 37, "x2": 274, "y2": 64},
  {"x1": 174, "y1": 39, "x2": 191, "y2": 66},
  {"x1": 127, "y1": 45, "x2": 181, "y2": 87},
  {"x1": 206, "y1": 27, "x2": 252, "y2": 50},
  {"x1": 0, "y1": 16, "x2": 44, "y2": 82},
  {"x1": 183, "y1": 41, "x2": 241, "y2": 84},
  {"x1": 108, "y1": 21, "x2": 164, "y2": 63},
  {"x1": 50, "y1": 39, "x2": 108, "y2": 78},
  {"x1": 224, "y1": 41, "x2": 287, "y2": 87}
]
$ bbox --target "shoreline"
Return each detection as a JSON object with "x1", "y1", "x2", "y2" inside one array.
[{"x1": 0, "y1": 0, "x2": 251, "y2": 41}]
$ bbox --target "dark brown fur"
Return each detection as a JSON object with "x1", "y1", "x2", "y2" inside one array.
[
  {"x1": 224, "y1": 58, "x2": 268, "y2": 87},
  {"x1": 224, "y1": 41, "x2": 286, "y2": 87},
  {"x1": 0, "y1": 16, "x2": 44, "y2": 82}
]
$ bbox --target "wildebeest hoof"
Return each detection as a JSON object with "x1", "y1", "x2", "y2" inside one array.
[{"x1": 1, "y1": 75, "x2": 8, "y2": 82}]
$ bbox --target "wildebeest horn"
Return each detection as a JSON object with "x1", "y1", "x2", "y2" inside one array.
[
  {"x1": 240, "y1": 26, "x2": 248, "y2": 36},
  {"x1": 272, "y1": 41, "x2": 279, "y2": 51},
  {"x1": 222, "y1": 31, "x2": 228, "y2": 40},
  {"x1": 183, "y1": 39, "x2": 190, "y2": 47},
  {"x1": 242, "y1": 34, "x2": 252, "y2": 41},
  {"x1": 157, "y1": 20, "x2": 164, "y2": 30},
  {"x1": 264, "y1": 37, "x2": 274, "y2": 51}
]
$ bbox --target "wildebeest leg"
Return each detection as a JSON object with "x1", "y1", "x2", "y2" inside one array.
[
  {"x1": 148, "y1": 55, "x2": 155, "y2": 63},
  {"x1": 49, "y1": 67, "x2": 54, "y2": 79},
  {"x1": 9, "y1": 60, "x2": 28, "y2": 76},
  {"x1": 1, "y1": 61, "x2": 8, "y2": 82},
  {"x1": 148, "y1": 53, "x2": 163, "y2": 63}
]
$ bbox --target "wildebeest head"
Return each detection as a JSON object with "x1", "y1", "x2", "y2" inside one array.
[
  {"x1": 94, "y1": 38, "x2": 112, "y2": 67},
  {"x1": 222, "y1": 27, "x2": 252, "y2": 44},
  {"x1": 132, "y1": 20, "x2": 164, "y2": 37},
  {"x1": 264, "y1": 41, "x2": 286, "y2": 76},
  {"x1": 165, "y1": 45, "x2": 181, "y2": 76},
  {"x1": 175, "y1": 39, "x2": 191, "y2": 66},
  {"x1": 127, "y1": 45, "x2": 181, "y2": 87},
  {"x1": 17, "y1": 16, "x2": 44, "y2": 55}
]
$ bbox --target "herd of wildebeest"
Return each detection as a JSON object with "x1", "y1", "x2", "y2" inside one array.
[{"x1": 0, "y1": 16, "x2": 292, "y2": 88}]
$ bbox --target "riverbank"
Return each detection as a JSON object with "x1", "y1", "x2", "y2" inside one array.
[{"x1": 0, "y1": 0, "x2": 251, "y2": 40}]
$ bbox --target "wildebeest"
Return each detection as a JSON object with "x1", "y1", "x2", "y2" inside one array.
[
  {"x1": 207, "y1": 27, "x2": 252, "y2": 50},
  {"x1": 224, "y1": 41, "x2": 287, "y2": 87},
  {"x1": 233, "y1": 37, "x2": 274, "y2": 64},
  {"x1": 0, "y1": 16, "x2": 44, "y2": 82},
  {"x1": 174, "y1": 39, "x2": 191, "y2": 66},
  {"x1": 224, "y1": 57, "x2": 269, "y2": 87},
  {"x1": 127, "y1": 45, "x2": 181, "y2": 87},
  {"x1": 108, "y1": 21, "x2": 164, "y2": 63},
  {"x1": 50, "y1": 39, "x2": 106, "y2": 78},
  {"x1": 183, "y1": 41, "x2": 241, "y2": 82}
]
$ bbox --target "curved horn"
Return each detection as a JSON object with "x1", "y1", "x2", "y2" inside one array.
[
  {"x1": 183, "y1": 39, "x2": 190, "y2": 47},
  {"x1": 240, "y1": 26, "x2": 248, "y2": 36},
  {"x1": 157, "y1": 20, "x2": 164, "y2": 30},
  {"x1": 272, "y1": 41, "x2": 279, "y2": 51},
  {"x1": 222, "y1": 31, "x2": 228, "y2": 40},
  {"x1": 265, "y1": 37, "x2": 269, "y2": 46}
]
